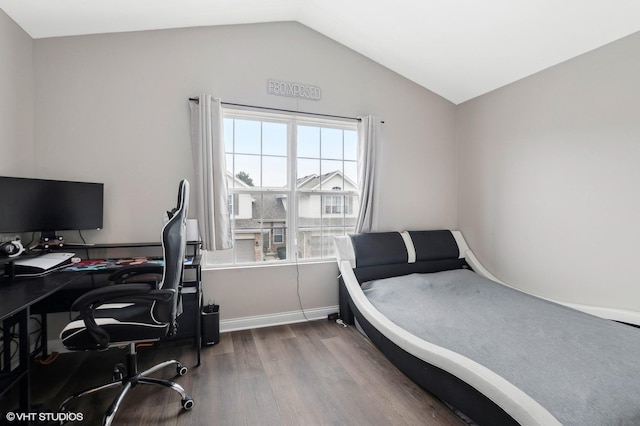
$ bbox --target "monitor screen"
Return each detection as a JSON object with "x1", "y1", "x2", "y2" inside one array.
[{"x1": 0, "y1": 176, "x2": 104, "y2": 235}]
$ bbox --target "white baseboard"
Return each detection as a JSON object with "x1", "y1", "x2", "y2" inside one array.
[
  {"x1": 220, "y1": 305, "x2": 340, "y2": 333},
  {"x1": 45, "y1": 305, "x2": 340, "y2": 352}
]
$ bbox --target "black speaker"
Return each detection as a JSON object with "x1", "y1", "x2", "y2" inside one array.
[{"x1": 201, "y1": 304, "x2": 220, "y2": 345}]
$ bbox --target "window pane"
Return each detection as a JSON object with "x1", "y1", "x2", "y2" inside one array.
[
  {"x1": 322, "y1": 197, "x2": 348, "y2": 224},
  {"x1": 297, "y1": 227, "x2": 354, "y2": 260},
  {"x1": 231, "y1": 193, "x2": 253, "y2": 219},
  {"x1": 263, "y1": 122, "x2": 287, "y2": 156},
  {"x1": 262, "y1": 156, "x2": 287, "y2": 187},
  {"x1": 298, "y1": 194, "x2": 322, "y2": 225},
  {"x1": 344, "y1": 160, "x2": 357, "y2": 186},
  {"x1": 320, "y1": 160, "x2": 343, "y2": 189},
  {"x1": 297, "y1": 158, "x2": 320, "y2": 186},
  {"x1": 321, "y1": 127, "x2": 342, "y2": 160},
  {"x1": 233, "y1": 192, "x2": 287, "y2": 263},
  {"x1": 235, "y1": 119, "x2": 261, "y2": 154},
  {"x1": 234, "y1": 154, "x2": 260, "y2": 187},
  {"x1": 297, "y1": 125, "x2": 320, "y2": 158},
  {"x1": 322, "y1": 228, "x2": 352, "y2": 257},
  {"x1": 344, "y1": 130, "x2": 357, "y2": 161}
]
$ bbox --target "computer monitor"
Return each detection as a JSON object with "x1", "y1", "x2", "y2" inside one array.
[{"x1": 0, "y1": 176, "x2": 104, "y2": 240}]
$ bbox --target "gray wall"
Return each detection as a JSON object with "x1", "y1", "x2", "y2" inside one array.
[
  {"x1": 13, "y1": 15, "x2": 638, "y2": 326},
  {"x1": 457, "y1": 32, "x2": 640, "y2": 316},
  {"x1": 0, "y1": 9, "x2": 34, "y2": 175},
  {"x1": 30, "y1": 22, "x2": 458, "y2": 322}
]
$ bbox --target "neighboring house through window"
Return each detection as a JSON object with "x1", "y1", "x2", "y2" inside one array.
[
  {"x1": 324, "y1": 187, "x2": 352, "y2": 215},
  {"x1": 208, "y1": 108, "x2": 359, "y2": 265}
]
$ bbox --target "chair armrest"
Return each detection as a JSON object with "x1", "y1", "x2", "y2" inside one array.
[
  {"x1": 70, "y1": 284, "x2": 153, "y2": 311},
  {"x1": 108, "y1": 264, "x2": 164, "y2": 285},
  {"x1": 71, "y1": 284, "x2": 176, "y2": 349}
]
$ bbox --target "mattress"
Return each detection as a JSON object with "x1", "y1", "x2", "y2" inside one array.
[{"x1": 362, "y1": 269, "x2": 640, "y2": 426}]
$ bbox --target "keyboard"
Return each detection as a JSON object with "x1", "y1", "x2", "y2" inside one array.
[{"x1": 14, "y1": 252, "x2": 75, "y2": 272}]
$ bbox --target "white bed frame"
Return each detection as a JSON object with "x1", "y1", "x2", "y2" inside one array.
[{"x1": 336, "y1": 229, "x2": 632, "y2": 426}]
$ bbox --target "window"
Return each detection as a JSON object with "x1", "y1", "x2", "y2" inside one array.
[
  {"x1": 273, "y1": 227, "x2": 284, "y2": 244},
  {"x1": 324, "y1": 193, "x2": 353, "y2": 215},
  {"x1": 209, "y1": 109, "x2": 359, "y2": 265}
]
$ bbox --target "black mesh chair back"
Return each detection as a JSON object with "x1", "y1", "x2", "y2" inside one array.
[{"x1": 153, "y1": 179, "x2": 189, "y2": 330}]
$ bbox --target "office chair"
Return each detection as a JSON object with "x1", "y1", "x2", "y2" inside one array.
[{"x1": 58, "y1": 179, "x2": 194, "y2": 426}]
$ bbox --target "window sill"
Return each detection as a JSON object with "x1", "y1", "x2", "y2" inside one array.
[{"x1": 200, "y1": 256, "x2": 337, "y2": 272}]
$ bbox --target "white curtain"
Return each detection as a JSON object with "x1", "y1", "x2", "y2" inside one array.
[
  {"x1": 189, "y1": 95, "x2": 232, "y2": 250},
  {"x1": 355, "y1": 115, "x2": 378, "y2": 233}
]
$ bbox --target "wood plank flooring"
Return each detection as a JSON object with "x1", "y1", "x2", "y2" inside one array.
[{"x1": 25, "y1": 320, "x2": 465, "y2": 425}]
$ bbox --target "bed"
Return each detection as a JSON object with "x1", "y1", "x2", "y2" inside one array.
[{"x1": 335, "y1": 230, "x2": 640, "y2": 426}]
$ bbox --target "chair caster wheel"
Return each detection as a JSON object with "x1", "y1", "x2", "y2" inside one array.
[
  {"x1": 182, "y1": 396, "x2": 195, "y2": 410},
  {"x1": 177, "y1": 363, "x2": 188, "y2": 376}
]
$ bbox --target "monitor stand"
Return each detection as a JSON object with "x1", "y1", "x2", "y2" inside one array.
[{"x1": 39, "y1": 232, "x2": 65, "y2": 249}]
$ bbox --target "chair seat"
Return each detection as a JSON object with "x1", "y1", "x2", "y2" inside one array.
[{"x1": 61, "y1": 302, "x2": 169, "y2": 350}]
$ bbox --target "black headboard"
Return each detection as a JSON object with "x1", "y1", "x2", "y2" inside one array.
[
  {"x1": 351, "y1": 232, "x2": 408, "y2": 268},
  {"x1": 349, "y1": 230, "x2": 469, "y2": 283}
]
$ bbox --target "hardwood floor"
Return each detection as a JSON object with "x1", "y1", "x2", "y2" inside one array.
[{"x1": 26, "y1": 320, "x2": 465, "y2": 425}]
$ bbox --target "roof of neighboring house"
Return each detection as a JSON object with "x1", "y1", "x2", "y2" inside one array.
[
  {"x1": 234, "y1": 193, "x2": 286, "y2": 228},
  {"x1": 296, "y1": 170, "x2": 356, "y2": 191}
]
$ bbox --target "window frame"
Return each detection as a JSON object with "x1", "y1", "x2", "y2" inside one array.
[{"x1": 217, "y1": 107, "x2": 359, "y2": 266}]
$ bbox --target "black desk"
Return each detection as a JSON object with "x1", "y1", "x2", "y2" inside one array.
[
  {"x1": 1, "y1": 242, "x2": 202, "y2": 415},
  {"x1": 1, "y1": 271, "x2": 87, "y2": 413},
  {"x1": 61, "y1": 242, "x2": 203, "y2": 366},
  {"x1": 32, "y1": 242, "x2": 202, "y2": 366}
]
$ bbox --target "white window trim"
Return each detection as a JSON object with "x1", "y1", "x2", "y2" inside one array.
[{"x1": 206, "y1": 107, "x2": 358, "y2": 267}]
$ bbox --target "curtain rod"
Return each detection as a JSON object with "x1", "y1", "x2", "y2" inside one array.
[{"x1": 188, "y1": 97, "x2": 361, "y2": 122}]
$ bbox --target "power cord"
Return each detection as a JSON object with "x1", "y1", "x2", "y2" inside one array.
[
  {"x1": 0, "y1": 324, "x2": 19, "y2": 367},
  {"x1": 294, "y1": 241, "x2": 309, "y2": 322},
  {"x1": 29, "y1": 315, "x2": 43, "y2": 356}
]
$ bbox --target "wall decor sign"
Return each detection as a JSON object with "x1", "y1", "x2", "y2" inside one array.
[{"x1": 267, "y1": 79, "x2": 321, "y2": 101}]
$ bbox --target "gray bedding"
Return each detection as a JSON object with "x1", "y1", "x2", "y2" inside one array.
[{"x1": 362, "y1": 269, "x2": 640, "y2": 426}]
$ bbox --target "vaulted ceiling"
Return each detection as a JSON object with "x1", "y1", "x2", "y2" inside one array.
[{"x1": 1, "y1": 0, "x2": 639, "y2": 104}]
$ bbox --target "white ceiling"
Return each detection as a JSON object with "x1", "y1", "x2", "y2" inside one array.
[{"x1": 1, "y1": 0, "x2": 639, "y2": 104}]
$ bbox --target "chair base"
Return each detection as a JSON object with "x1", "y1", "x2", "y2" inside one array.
[{"x1": 59, "y1": 343, "x2": 194, "y2": 426}]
